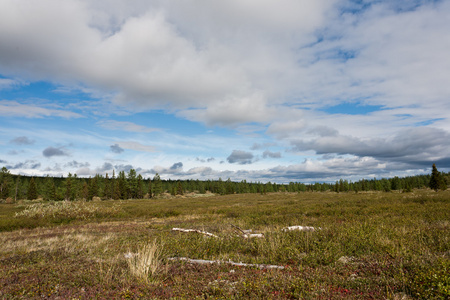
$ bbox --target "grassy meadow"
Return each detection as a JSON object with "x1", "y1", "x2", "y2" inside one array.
[{"x1": 0, "y1": 190, "x2": 449, "y2": 299}]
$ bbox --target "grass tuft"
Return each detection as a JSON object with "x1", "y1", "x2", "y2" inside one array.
[{"x1": 127, "y1": 240, "x2": 163, "y2": 282}]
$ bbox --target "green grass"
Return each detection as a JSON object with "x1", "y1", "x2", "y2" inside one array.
[{"x1": 0, "y1": 190, "x2": 449, "y2": 299}]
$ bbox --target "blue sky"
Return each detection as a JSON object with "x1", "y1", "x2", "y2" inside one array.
[{"x1": 1, "y1": 0, "x2": 449, "y2": 183}]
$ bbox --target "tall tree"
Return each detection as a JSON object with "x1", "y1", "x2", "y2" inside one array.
[
  {"x1": 118, "y1": 171, "x2": 128, "y2": 199},
  {"x1": 0, "y1": 167, "x2": 11, "y2": 199},
  {"x1": 43, "y1": 175, "x2": 57, "y2": 201},
  {"x1": 128, "y1": 169, "x2": 138, "y2": 199},
  {"x1": 104, "y1": 173, "x2": 112, "y2": 199},
  {"x1": 14, "y1": 175, "x2": 21, "y2": 202},
  {"x1": 88, "y1": 175, "x2": 99, "y2": 200},
  {"x1": 64, "y1": 173, "x2": 76, "y2": 201},
  {"x1": 176, "y1": 181, "x2": 183, "y2": 195},
  {"x1": 81, "y1": 181, "x2": 89, "y2": 200},
  {"x1": 27, "y1": 177, "x2": 38, "y2": 200},
  {"x1": 148, "y1": 178, "x2": 153, "y2": 198},
  {"x1": 111, "y1": 170, "x2": 120, "y2": 200},
  {"x1": 429, "y1": 164, "x2": 446, "y2": 191},
  {"x1": 152, "y1": 173, "x2": 162, "y2": 197},
  {"x1": 137, "y1": 174, "x2": 144, "y2": 199}
]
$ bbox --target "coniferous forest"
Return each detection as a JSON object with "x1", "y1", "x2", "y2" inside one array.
[{"x1": 0, "y1": 164, "x2": 448, "y2": 202}]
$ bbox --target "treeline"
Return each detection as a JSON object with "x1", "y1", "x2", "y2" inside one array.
[{"x1": 0, "y1": 165, "x2": 448, "y2": 202}]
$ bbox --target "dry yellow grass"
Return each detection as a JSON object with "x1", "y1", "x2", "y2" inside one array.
[{"x1": 126, "y1": 240, "x2": 163, "y2": 282}]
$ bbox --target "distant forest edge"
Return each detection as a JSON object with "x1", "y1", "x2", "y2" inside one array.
[{"x1": 0, "y1": 164, "x2": 448, "y2": 202}]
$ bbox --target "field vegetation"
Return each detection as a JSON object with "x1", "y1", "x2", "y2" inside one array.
[{"x1": 1, "y1": 189, "x2": 449, "y2": 299}]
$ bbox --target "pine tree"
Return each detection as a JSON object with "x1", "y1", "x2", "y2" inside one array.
[
  {"x1": 64, "y1": 173, "x2": 76, "y2": 201},
  {"x1": 0, "y1": 167, "x2": 11, "y2": 199},
  {"x1": 127, "y1": 169, "x2": 138, "y2": 199},
  {"x1": 429, "y1": 164, "x2": 446, "y2": 191},
  {"x1": 111, "y1": 170, "x2": 120, "y2": 200},
  {"x1": 137, "y1": 175, "x2": 144, "y2": 199},
  {"x1": 148, "y1": 178, "x2": 153, "y2": 198},
  {"x1": 43, "y1": 176, "x2": 57, "y2": 201},
  {"x1": 118, "y1": 171, "x2": 128, "y2": 199},
  {"x1": 153, "y1": 173, "x2": 162, "y2": 197},
  {"x1": 104, "y1": 173, "x2": 112, "y2": 199},
  {"x1": 176, "y1": 181, "x2": 183, "y2": 195},
  {"x1": 81, "y1": 182, "x2": 89, "y2": 200},
  {"x1": 88, "y1": 175, "x2": 99, "y2": 200},
  {"x1": 14, "y1": 175, "x2": 21, "y2": 202},
  {"x1": 27, "y1": 177, "x2": 38, "y2": 200}
]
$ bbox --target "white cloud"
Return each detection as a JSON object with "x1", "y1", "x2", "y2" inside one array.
[
  {"x1": 98, "y1": 120, "x2": 159, "y2": 133},
  {"x1": 0, "y1": 100, "x2": 83, "y2": 119},
  {"x1": 10, "y1": 136, "x2": 35, "y2": 145},
  {"x1": 227, "y1": 150, "x2": 255, "y2": 165},
  {"x1": 116, "y1": 141, "x2": 156, "y2": 153},
  {"x1": 43, "y1": 146, "x2": 70, "y2": 158}
]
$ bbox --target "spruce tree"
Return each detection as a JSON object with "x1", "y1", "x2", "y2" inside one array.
[
  {"x1": 176, "y1": 181, "x2": 183, "y2": 195},
  {"x1": 43, "y1": 176, "x2": 57, "y2": 201},
  {"x1": 27, "y1": 177, "x2": 38, "y2": 200},
  {"x1": 430, "y1": 164, "x2": 446, "y2": 191},
  {"x1": 14, "y1": 175, "x2": 21, "y2": 202},
  {"x1": 118, "y1": 171, "x2": 128, "y2": 199},
  {"x1": 0, "y1": 167, "x2": 11, "y2": 199},
  {"x1": 81, "y1": 182, "x2": 89, "y2": 200},
  {"x1": 137, "y1": 175, "x2": 144, "y2": 199},
  {"x1": 153, "y1": 173, "x2": 162, "y2": 196},
  {"x1": 148, "y1": 178, "x2": 153, "y2": 198},
  {"x1": 127, "y1": 169, "x2": 138, "y2": 199}
]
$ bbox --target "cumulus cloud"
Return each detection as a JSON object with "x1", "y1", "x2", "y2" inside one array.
[
  {"x1": 98, "y1": 162, "x2": 114, "y2": 173},
  {"x1": 263, "y1": 150, "x2": 281, "y2": 159},
  {"x1": 251, "y1": 142, "x2": 277, "y2": 150},
  {"x1": 110, "y1": 144, "x2": 124, "y2": 153},
  {"x1": 6, "y1": 160, "x2": 41, "y2": 170},
  {"x1": 196, "y1": 157, "x2": 215, "y2": 163},
  {"x1": 10, "y1": 136, "x2": 35, "y2": 145},
  {"x1": 43, "y1": 146, "x2": 69, "y2": 157},
  {"x1": 151, "y1": 162, "x2": 184, "y2": 175},
  {"x1": 170, "y1": 162, "x2": 183, "y2": 170},
  {"x1": 292, "y1": 127, "x2": 450, "y2": 167},
  {"x1": 64, "y1": 160, "x2": 90, "y2": 168},
  {"x1": 227, "y1": 150, "x2": 254, "y2": 165}
]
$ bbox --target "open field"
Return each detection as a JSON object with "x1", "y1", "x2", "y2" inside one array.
[{"x1": 1, "y1": 190, "x2": 449, "y2": 299}]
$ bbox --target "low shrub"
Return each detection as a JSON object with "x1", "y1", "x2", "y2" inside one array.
[{"x1": 14, "y1": 201, "x2": 122, "y2": 220}]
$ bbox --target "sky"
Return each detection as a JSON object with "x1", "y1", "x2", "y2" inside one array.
[{"x1": 1, "y1": 0, "x2": 450, "y2": 183}]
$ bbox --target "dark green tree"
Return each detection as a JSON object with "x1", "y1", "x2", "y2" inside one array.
[
  {"x1": 64, "y1": 173, "x2": 79, "y2": 200},
  {"x1": 118, "y1": 171, "x2": 128, "y2": 199},
  {"x1": 43, "y1": 175, "x2": 57, "y2": 201},
  {"x1": 152, "y1": 173, "x2": 162, "y2": 196},
  {"x1": 27, "y1": 177, "x2": 38, "y2": 200},
  {"x1": 137, "y1": 174, "x2": 144, "y2": 199},
  {"x1": 104, "y1": 173, "x2": 112, "y2": 199},
  {"x1": 81, "y1": 181, "x2": 89, "y2": 200},
  {"x1": 127, "y1": 169, "x2": 138, "y2": 199},
  {"x1": 429, "y1": 164, "x2": 446, "y2": 191},
  {"x1": 198, "y1": 180, "x2": 205, "y2": 194},
  {"x1": 0, "y1": 167, "x2": 11, "y2": 199},
  {"x1": 111, "y1": 170, "x2": 120, "y2": 200},
  {"x1": 14, "y1": 175, "x2": 21, "y2": 202},
  {"x1": 148, "y1": 178, "x2": 153, "y2": 198},
  {"x1": 176, "y1": 181, "x2": 183, "y2": 195},
  {"x1": 88, "y1": 176, "x2": 99, "y2": 200}
]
